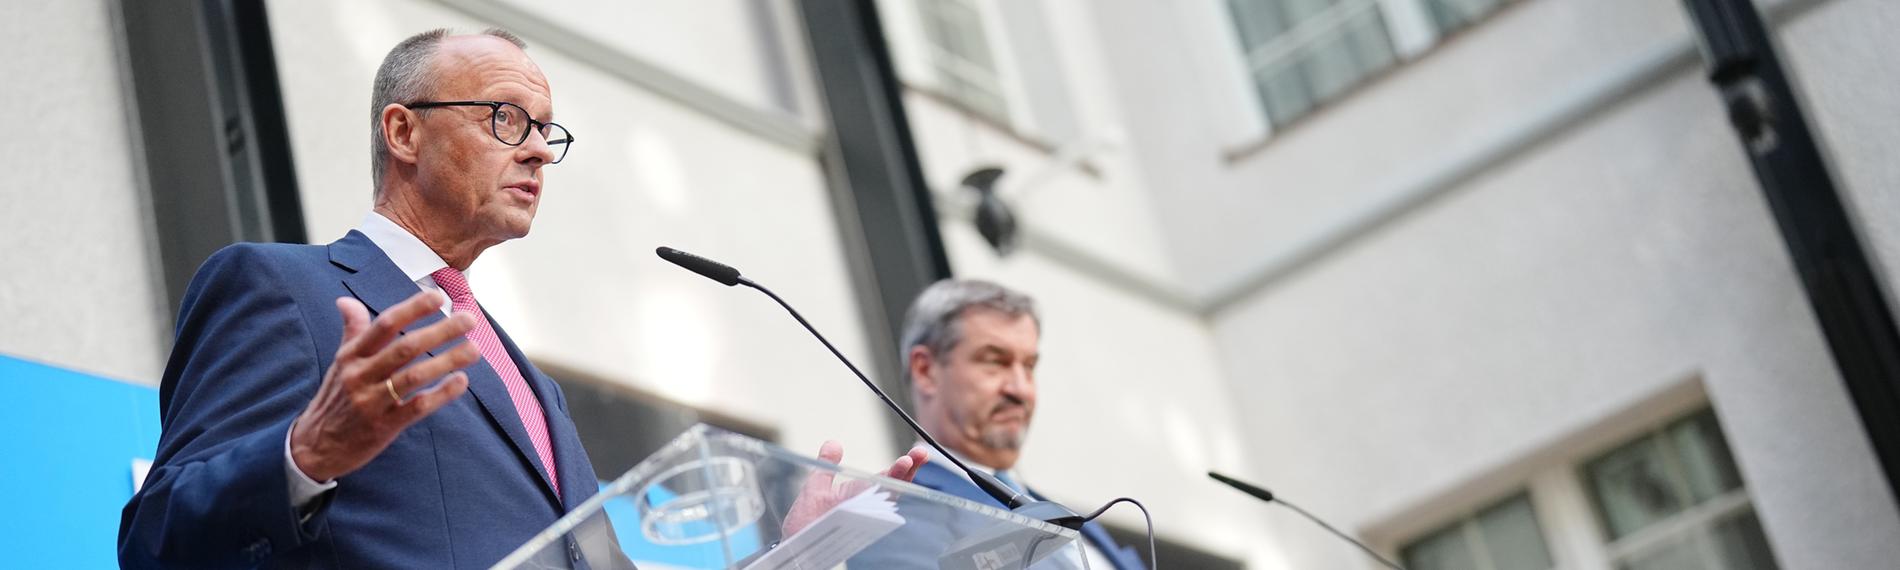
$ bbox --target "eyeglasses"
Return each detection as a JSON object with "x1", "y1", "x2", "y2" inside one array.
[{"x1": 406, "y1": 100, "x2": 573, "y2": 164}]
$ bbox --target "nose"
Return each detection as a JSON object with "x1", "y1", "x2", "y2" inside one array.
[
  {"x1": 516, "y1": 128, "x2": 558, "y2": 165},
  {"x1": 1000, "y1": 364, "x2": 1034, "y2": 400}
]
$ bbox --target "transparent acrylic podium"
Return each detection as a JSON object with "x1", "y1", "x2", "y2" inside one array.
[{"x1": 494, "y1": 424, "x2": 1088, "y2": 570}]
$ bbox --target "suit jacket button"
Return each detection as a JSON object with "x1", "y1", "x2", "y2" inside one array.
[{"x1": 568, "y1": 538, "x2": 580, "y2": 561}]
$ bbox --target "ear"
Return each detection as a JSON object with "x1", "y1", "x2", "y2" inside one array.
[
  {"x1": 381, "y1": 104, "x2": 423, "y2": 167},
  {"x1": 908, "y1": 345, "x2": 939, "y2": 399}
]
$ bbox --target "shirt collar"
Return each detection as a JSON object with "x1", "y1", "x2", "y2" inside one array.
[{"x1": 355, "y1": 211, "x2": 451, "y2": 284}]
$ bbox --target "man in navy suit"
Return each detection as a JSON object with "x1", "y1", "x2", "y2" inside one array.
[
  {"x1": 117, "y1": 28, "x2": 920, "y2": 568},
  {"x1": 856, "y1": 279, "x2": 1148, "y2": 569}
]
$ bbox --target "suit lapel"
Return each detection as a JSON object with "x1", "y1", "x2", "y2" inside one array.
[
  {"x1": 329, "y1": 231, "x2": 562, "y2": 510},
  {"x1": 332, "y1": 231, "x2": 447, "y2": 338}
]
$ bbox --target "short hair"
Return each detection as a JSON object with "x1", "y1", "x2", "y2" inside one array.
[
  {"x1": 899, "y1": 279, "x2": 1040, "y2": 370},
  {"x1": 369, "y1": 28, "x2": 528, "y2": 193}
]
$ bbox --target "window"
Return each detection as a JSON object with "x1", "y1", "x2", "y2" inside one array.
[
  {"x1": 1402, "y1": 492, "x2": 1554, "y2": 570},
  {"x1": 1583, "y1": 410, "x2": 1777, "y2": 570},
  {"x1": 1423, "y1": 0, "x2": 1512, "y2": 34},
  {"x1": 915, "y1": 0, "x2": 1010, "y2": 123},
  {"x1": 1226, "y1": 0, "x2": 1399, "y2": 126},
  {"x1": 1225, "y1": 0, "x2": 1523, "y2": 130}
]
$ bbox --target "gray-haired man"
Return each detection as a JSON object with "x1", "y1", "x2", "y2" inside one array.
[{"x1": 862, "y1": 279, "x2": 1148, "y2": 569}]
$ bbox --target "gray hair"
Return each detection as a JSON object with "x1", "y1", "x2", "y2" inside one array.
[
  {"x1": 369, "y1": 28, "x2": 528, "y2": 194},
  {"x1": 899, "y1": 279, "x2": 1040, "y2": 369}
]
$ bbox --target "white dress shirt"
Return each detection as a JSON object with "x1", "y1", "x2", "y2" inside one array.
[{"x1": 285, "y1": 212, "x2": 457, "y2": 509}]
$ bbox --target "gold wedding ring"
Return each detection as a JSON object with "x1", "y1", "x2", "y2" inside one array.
[{"x1": 385, "y1": 378, "x2": 402, "y2": 404}]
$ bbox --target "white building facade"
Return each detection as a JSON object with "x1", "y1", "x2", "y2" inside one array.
[{"x1": 5, "y1": 0, "x2": 1899, "y2": 568}]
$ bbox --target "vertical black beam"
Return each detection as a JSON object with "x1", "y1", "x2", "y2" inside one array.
[
  {"x1": 117, "y1": 0, "x2": 304, "y2": 320},
  {"x1": 798, "y1": 0, "x2": 955, "y2": 452},
  {"x1": 1684, "y1": 0, "x2": 1900, "y2": 507}
]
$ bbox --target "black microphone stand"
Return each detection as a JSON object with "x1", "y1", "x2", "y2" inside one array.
[
  {"x1": 656, "y1": 247, "x2": 1085, "y2": 530},
  {"x1": 1209, "y1": 471, "x2": 1404, "y2": 570}
]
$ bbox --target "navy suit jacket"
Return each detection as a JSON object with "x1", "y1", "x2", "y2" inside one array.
[
  {"x1": 853, "y1": 461, "x2": 1147, "y2": 570},
  {"x1": 119, "y1": 231, "x2": 601, "y2": 568}
]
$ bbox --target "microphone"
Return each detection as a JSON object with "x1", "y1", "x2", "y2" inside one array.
[
  {"x1": 656, "y1": 246, "x2": 741, "y2": 286},
  {"x1": 1208, "y1": 471, "x2": 1405, "y2": 570},
  {"x1": 657, "y1": 247, "x2": 1085, "y2": 529}
]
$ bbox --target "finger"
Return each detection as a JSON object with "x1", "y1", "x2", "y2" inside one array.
[
  {"x1": 335, "y1": 297, "x2": 371, "y2": 344},
  {"x1": 357, "y1": 311, "x2": 477, "y2": 384},
  {"x1": 882, "y1": 456, "x2": 914, "y2": 480},
  {"x1": 396, "y1": 371, "x2": 470, "y2": 422},
  {"x1": 345, "y1": 290, "x2": 450, "y2": 359},
  {"x1": 817, "y1": 440, "x2": 844, "y2": 464},
  {"x1": 804, "y1": 441, "x2": 845, "y2": 492},
  {"x1": 901, "y1": 447, "x2": 929, "y2": 481},
  {"x1": 388, "y1": 342, "x2": 481, "y2": 396}
]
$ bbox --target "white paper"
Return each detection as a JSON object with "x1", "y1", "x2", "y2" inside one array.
[{"x1": 742, "y1": 487, "x2": 905, "y2": 570}]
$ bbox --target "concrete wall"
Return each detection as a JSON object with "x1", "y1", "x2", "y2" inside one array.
[
  {"x1": 1213, "y1": 67, "x2": 1899, "y2": 569},
  {"x1": 0, "y1": 0, "x2": 171, "y2": 384}
]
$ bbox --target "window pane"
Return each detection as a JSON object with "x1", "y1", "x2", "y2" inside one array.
[
  {"x1": 1227, "y1": 0, "x2": 1293, "y2": 49},
  {"x1": 1476, "y1": 495, "x2": 1553, "y2": 570},
  {"x1": 1230, "y1": 0, "x2": 1396, "y2": 127},
  {"x1": 1426, "y1": 0, "x2": 1507, "y2": 32},
  {"x1": 1669, "y1": 411, "x2": 1744, "y2": 503},
  {"x1": 1587, "y1": 436, "x2": 1687, "y2": 539},
  {"x1": 917, "y1": 0, "x2": 1008, "y2": 122},
  {"x1": 1255, "y1": 60, "x2": 1314, "y2": 124},
  {"x1": 1616, "y1": 533, "x2": 1704, "y2": 570},
  {"x1": 1403, "y1": 523, "x2": 1477, "y2": 570},
  {"x1": 1710, "y1": 511, "x2": 1779, "y2": 570}
]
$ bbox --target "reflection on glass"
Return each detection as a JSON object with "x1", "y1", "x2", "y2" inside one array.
[
  {"x1": 1424, "y1": 0, "x2": 1508, "y2": 32},
  {"x1": 1403, "y1": 524, "x2": 1476, "y2": 570},
  {"x1": 1402, "y1": 492, "x2": 1553, "y2": 570},
  {"x1": 1711, "y1": 511, "x2": 1777, "y2": 570},
  {"x1": 1587, "y1": 436, "x2": 1684, "y2": 539},
  {"x1": 1590, "y1": 409, "x2": 1777, "y2": 570},
  {"x1": 1228, "y1": 0, "x2": 1398, "y2": 126},
  {"x1": 1617, "y1": 534, "x2": 1701, "y2": 570},
  {"x1": 1476, "y1": 495, "x2": 1552, "y2": 570},
  {"x1": 1669, "y1": 412, "x2": 1743, "y2": 503},
  {"x1": 917, "y1": 0, "x2": 1010, "y2": 122}
]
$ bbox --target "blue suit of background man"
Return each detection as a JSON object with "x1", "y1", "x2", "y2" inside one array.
[
  {"x1": 908, "y1": 461, "x2": 1148, "y2": 570},
  {"x1": 118, "y1": 231, "x2": 601, "y2": 568}
]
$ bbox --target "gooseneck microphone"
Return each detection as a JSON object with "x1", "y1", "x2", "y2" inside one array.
[
  {"x1": 656, "y1": 247, "x2": 1085, "y2": 530},
  {"x1": 1209, "y1": 471, "x2": 1405, "y2": 570}
]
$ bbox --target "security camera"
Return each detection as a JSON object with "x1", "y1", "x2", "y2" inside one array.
[{"x1": 959, "y1": 166, "x2": 1017, "y2": 256}]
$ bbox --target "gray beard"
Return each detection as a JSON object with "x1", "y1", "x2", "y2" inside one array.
[{"x1": 980, "y1": 425, "x2": 1028, "y2": 451}]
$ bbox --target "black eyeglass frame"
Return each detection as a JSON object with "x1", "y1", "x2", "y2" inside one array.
[{"x1": 406, "y1": 100, "x2": 573, "y2": 163}]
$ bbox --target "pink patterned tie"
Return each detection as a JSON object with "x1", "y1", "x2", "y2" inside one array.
[{"x1": 430, "y1": 267, "x2": 560, "y2": 498}]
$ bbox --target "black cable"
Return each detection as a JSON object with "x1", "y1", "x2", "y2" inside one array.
[{"x1": 1081, "y1": 497, "x2": 1158, "y2": 570}]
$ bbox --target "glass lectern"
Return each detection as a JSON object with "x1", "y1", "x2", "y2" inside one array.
[{"x1": 494, "y1": 424, "x2": 1088, "y2": 570}]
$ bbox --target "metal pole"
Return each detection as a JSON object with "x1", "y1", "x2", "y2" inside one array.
[{"x1": 1682, "y1": 0, "x2": 1900, "y2": 507}]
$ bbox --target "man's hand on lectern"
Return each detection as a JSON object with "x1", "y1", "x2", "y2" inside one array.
[{"x1": 781, "y1": 441, "x2": 930, "y2": 537}]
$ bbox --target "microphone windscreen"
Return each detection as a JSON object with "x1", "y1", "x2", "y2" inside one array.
[{"x1": 656, "y1": 246, "x2": 742, "y2": 286}]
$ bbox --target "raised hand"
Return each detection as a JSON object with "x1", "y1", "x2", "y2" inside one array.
[
  {"x1": 781, "y1": 441, "x2": 930, "y2": 537},
  {"x1": 288, "y1": 290, "x2": 481, "y2": 483}
]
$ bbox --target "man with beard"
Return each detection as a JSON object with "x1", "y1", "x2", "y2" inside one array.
[{"x1": 854, "y1": 279, "x2": 1147, "y2": 569}]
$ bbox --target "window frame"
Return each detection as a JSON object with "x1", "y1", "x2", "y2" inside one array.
[
  {"x1": 1399, "y1": 491, "x2": 1557, "y2": 570},
  {"x1": 1581, "y1": 410, "x2": 1773, "y2": 569}
]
